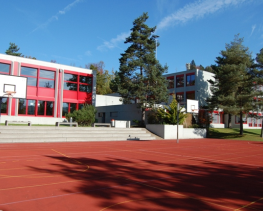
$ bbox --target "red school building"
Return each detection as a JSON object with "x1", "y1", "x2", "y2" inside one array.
[{"x1": 0, "y1": 54, "x2": 96, "y2": 125}]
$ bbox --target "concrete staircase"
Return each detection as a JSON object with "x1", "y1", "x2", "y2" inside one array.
[{"x1": 0, "y1": 126, "x2": 157, "y2": 143}]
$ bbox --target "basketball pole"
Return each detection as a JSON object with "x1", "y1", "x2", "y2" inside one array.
[{"x1": 177, "y1": 102, "x2": 179, "y2": 144}]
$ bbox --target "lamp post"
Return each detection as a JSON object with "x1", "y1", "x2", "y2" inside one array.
[{"x1": 176, "y1": 95, "x2": 182, "y2": 144}]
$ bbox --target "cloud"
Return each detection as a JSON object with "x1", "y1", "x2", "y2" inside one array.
[
  {"x1": 157, "y1": 0, "x2": 248, "y2": 30},
  {"x1": 30, "y1": 0, "x2": 82, "y2": 33},
  {"x1": 85, "y1": 51, "x2": 92, "y2": 56},
  {"x1": 250, "y1": 24, "x2": 256, "y2": 36},
  {"x1": 97, "y1": 32, "x2": 130, "y2": 51}
]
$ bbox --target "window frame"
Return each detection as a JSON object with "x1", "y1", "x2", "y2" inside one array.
[{"x1": 186, "y1": 73, "x2": 195, "y2": 86}]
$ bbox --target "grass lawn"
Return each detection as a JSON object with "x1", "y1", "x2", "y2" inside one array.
[{"x1": 209, "y1": 128, "x2": 263, "y2": 142}]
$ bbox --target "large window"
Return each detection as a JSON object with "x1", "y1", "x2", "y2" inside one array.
[
  {"x1": 64, "y1": 73, "x2": 92, "y2": 92},
  {"x1": 176, "y1": 93, "x2": 184, "y2": 103},
  {"x1": 39, "y1": 69, "x2": 55, "y2": 88},
  {"x1": 186, "y1": 91, "x2": 195, "y2": 100},
  {"x1": 62, "y1": 102, "x2": 77, "y2": 116},
  {"x1": 0, "y1": 98, "x2": 8, "y2": 113},
  {"x1": 18, "y1": 99, "x2": 36, "y2": 115},
  {"x1": 186, "y1": 73, "x2": 195, "y2": 86},
  {"x1": 21, "y1": 67, "x2": 55, "y2": 88},
  {"x1": 0, "y1": 63, "x2": 10, "y2": 74},
  {"x1": 38, "y1": 101, "x2": 53, "y2": 116},
  {"x1": 21, "y1": 67, "x2": 38, "y2": 86},
  {"x1": 167, "y1": 76, "x2": 174, "y2": 89},
  {"x1": 176, "y1": 75, "x2": 184, "y2": 87},
  {"x1": 64, "y1": 73, "x2": 78, "y2": 91}
]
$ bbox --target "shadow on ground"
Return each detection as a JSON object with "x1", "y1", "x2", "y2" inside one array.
[{"x1": 27, "y1": 146, "x2": 263, "y2": 211}]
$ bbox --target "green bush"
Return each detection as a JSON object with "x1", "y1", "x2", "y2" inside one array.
[{"x1": 66, "y1": 104, "x2": 97, "y2": 126}]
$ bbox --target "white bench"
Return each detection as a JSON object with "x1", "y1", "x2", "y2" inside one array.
[
  {"x1": 93, "y1": 123, "x2": 111, "y2": 127},
  {"x1": 55, "y1": 122, "x2": 78, "y2": 127},
  {"x1": 5, "y1": 120, "x2": 31, "y2": 126}
]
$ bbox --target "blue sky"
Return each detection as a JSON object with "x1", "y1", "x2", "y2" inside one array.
[{"x1": 1, "y1": 0, "x2": 263, "y2": 74}]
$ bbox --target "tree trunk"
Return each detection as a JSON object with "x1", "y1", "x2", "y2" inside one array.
[
  {"x1": 240, "y1": 111, "x2": 243, "y2": 135},
  {"x1": 261, "y1": 118, "x2": 263, "y2": 138},
  {"x1": 228, "y1": 114, "x2": 232, "y2": 128},
  {"x1": 141, "y1": 108, "x2": 146, "y2": 127}
]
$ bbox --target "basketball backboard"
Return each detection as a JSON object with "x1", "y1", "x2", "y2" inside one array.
[
  {"x1": 187, "y1": 99, "x2": 199, "y2": 113},
  {"x1": 0, "y1": 74, "x2": 27, "y2": 99}
]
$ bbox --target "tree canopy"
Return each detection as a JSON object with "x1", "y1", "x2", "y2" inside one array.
[
  {"x1": 117, "y1": 12, "x2": 169, "y2": 126},
  {"x1": 207, "y1": 34, "x2": 258, "y2": 135},
  {"x1": 5, "y1": 43, "x2": 23, "y2": 57}
]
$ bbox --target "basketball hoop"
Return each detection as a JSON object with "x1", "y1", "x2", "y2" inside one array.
[{"x1": 4, "y1": 91, "x2": 16, "y2": 98}]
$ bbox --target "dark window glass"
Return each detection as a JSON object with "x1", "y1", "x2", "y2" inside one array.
[
  {"x1": 28, "y1": 100, "x2": 36, "y2": 115},
  {"x1": 64, "y1": 73, "x2": 77, "y2": 82},
  {"x1": 0, "y1": 63, "x2": 10, "y2": 74},
  {"x1": 70, "y1": 103, "x2": 77, "y2": 113},
  {"x1": 37, "y1": 101, "x2": 45, "y2": 115},
  {"x1": 46, "y1": 101, "x2": 53, "y2": 116},
  {"x1": 186, "y1": 92, "x2": 195, "y2": 100},
  {"x1": 176, "y1": 76, "x2": 184, "y2": 87},
  {"x1": 79, "y1": 84, "x2": 92, "y2": 92},
  {"x1": 18, "y1": 99, "x2": 26, "y2": 114},
  {"x1": 64, "y1": 82, "x2": 77, "y2": 91},
  {"x1": 40, "y1": 70, "x2": 55, "y2": 79},
  {"x1": 21, "y1": 67, "x2": 37, "y2": 77},
  {"x1": 62, "y1": 103, "x2": 69, "y2": 116},
  {"x1": 80, "y1": 76, "x2": 92, "y2": 84},
  {"x1": 186, "y1": 74, "x2": 195, "y2": 86},
  {"x1": 176, "y1": 93, "x2": 184, "y2": 103},
  {"x1": 79, "y1": 103, "x2": 84, "y2": 110},
  {"x1": 1, "y1": 98, "x2": 8, "y2": 113},
  {"x1": 27, "y1": 77, "x2": 37, "y2": 86},
  {"x1": 167, "y1": 77, "x2": 174, "y2": 89},
  {"x1": 39, "y1": 79, "x2": 54, "y2": 88}
]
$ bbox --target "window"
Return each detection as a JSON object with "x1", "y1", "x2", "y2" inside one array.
[
  {"x1": 62, "y1": 102, "x2": 77, "y2": 116},
  {"x1": 167, "y1": 76, "x2": 174, "y2": 89},
  {"x1": 0, "y1": 98, "x2": 8, "y2": 113},
  {"x1": 21, "y1": 67, "x2": 37, "y2": 86},
  {"x1": 18, "y1": 99, "x2": 36, "y2": 115},
  {"x1": 39, "y1": 69, "x2": 55, "y2": 88},
  {"x1": 186, "y1": 91, "x2": 195, "y2": 100},
  {"x1": 186, "y1": 73, "x2": 195, "y2": 86},
  {"x1": 64, "y1": 73, "x2": 78, "y2": 91},
  {"x1": 79, "y1": 75, "x2": 92, "y2": 93},
  {"x1": 176, "y1": 75, "x2": 184, "y2": 87},
  {"x1": 176, "y1": 93, "x2": 184, "y2": 103},
  {"x1": 0, "y1": 63, "x2": 10, "y2": 74},
  {"x1": 37, "y1": 101, "x2": 53, "y2": 116},
  {"x1": 235, "y1": 114, "x2": 247, "y2": 124}
]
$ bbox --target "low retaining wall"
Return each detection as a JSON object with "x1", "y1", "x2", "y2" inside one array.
[
  {"x1": 146, "y1": 124, "x2": 206, "y2": 139},
  {"x1": 115, "y1": 120, "x2": 130, "y2": 128}
]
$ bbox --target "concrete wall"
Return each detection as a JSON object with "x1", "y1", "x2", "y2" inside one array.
[
  {"x1": 96, "y1": 104, "x2": 141, "y2": 125},
  {"x1": 1, "y1": 115, "x2": 65, "y2": 125},
  {"x1": 95, "y1": 95, "x2": 122, "y2": 107},
  {"x1": 146, "y1": 124, "x2": 206, "y2": 139}
]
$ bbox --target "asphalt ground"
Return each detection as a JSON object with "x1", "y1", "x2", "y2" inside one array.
[{"x1": 0, "y1": 139, "x2": 263, "y2": 211}]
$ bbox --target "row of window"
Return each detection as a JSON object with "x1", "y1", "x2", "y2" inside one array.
[
  {"x1": 170, "y1": 92, "x2": 195, "y2": 103},
  {"x1": 0, "y1": 62, "x2": 92, "y2": 93},
  {"x1": 0, "y1": 98, "x2": 85, "y2": 117},
  {"x1": 167, "y1": 74, "x2": 195, "y2": 89}
]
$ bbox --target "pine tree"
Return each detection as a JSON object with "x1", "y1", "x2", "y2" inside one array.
[
  {"x1": 207, "y1": 34, "x2": 256, "y2": 135},
  {"x1": 5, "y1": 43, "x2": 23, "y2": 57},
  {"x1": 190, "y1": 60, "x2": 196, "y2": 70},
  {"x1": 118, "y1": 12, "x2": 169, "y2": 126}
]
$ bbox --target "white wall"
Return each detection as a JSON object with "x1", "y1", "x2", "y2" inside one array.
[
  {"x1": 146, "y1": 124, "x2": 206, "y2": 139},
  {"x1": 1, "y1": 115, "x2": 65, "y2": 125},
  {"x1": 95, "y1": 95, "x2": 123, "y2": 107}
]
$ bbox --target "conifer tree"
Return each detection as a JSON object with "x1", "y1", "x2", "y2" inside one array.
[
  {"x1": 118, "y1": 12, "x2": 169, "y2": 126},
  {"x1": 207, "y1": 35, "x2": 256, "y2": 135},
  {"x1": 5, "y1": 43, "x2": 23, "y2": 57}
]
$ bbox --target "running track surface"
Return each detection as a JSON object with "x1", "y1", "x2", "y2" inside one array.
[{"x1": 0, "y1": 139, "x2": 263, "y2": 211}]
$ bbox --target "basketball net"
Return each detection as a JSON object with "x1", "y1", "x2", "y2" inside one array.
[{"x1": 4, "y1": 91, "x2": 16, "y2": 98}]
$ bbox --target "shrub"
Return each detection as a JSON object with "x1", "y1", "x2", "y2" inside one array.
[{"x1": 66, "y1": 104, "x2": 96, "y2": 126}]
